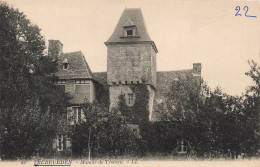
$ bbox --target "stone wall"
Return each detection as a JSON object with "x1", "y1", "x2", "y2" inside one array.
[
  {"x1": 109, "y1": 85, "x2": 133, "y2": 109},
  {"x1": 107, "y1": 43, "x2": 156, "y2": 87},
  {"x1": 109, "y1": 84, "x2": 154, "y2": 121}
]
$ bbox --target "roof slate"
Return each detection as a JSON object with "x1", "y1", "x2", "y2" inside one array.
[
  {"x1": 124, "y1": 18, "x2": 135, "y2": 27},
  {"x1": 106, "y1": 8, "x2": 155, "y2": 44},
  {"x1": 56, "y1": 51, "x2": 93, "y2": 79},
  {"x1": 156, "y1": 70, "x2": 193, "y2": 99},
  {"x1": 93, "y1": 72, "x2": 107, "y2": 85}
]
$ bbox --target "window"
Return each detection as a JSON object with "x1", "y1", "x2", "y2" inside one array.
[
  {"x1": 127, "y1": 30, "x2": 133, "y2": 36},
  {"x1": 177, "y1": 140, "x2": 187, "y2": 153},
  {"x1": 128, "y1": 93, "x2": 134, "y2": 105},
  {"x1": 75, "y1": 80, "x2": 90, "y2": 84},
  {"x1": 55, "y1": 80, "x2": 66, "y2": 84},
  {"x1": 62, "y1": 58, "x2": 69, "y2": 70},
  {"x1": 57, "y1": 134, "x2": 66, "y2": 151},
  {"x1": 75, "y1": 80, "x2": 90, "y2": 94},
  {"x1": 63, "y1": 63, "x2": 69, "y2": 70},
  {"x1": 72, "y1": 107, "x2": 83, "y2": 124}
]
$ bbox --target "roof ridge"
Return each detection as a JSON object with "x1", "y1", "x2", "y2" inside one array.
[
  {"x1": 62, "y1": 50, "x2": 82, "y2": 55},
  {"x1": 80, "y1": 52, "x2": 94, "y2": 78},
  {"x1": 93, "y1": 71, "x2": 107, "y2": 73},
  {"x1": 124, "y1": 8, "x2": 141, "y2": 10},
  {"x1": 56, "y1": 50, "x2": 93, "y2": 79},
  {"x1": 157, "y1": 69, "x2": 193, "y2": 73}
]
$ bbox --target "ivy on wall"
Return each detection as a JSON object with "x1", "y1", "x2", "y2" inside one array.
[{"x1": 117, "y1": 84, "x2": 150, "y2": 126}]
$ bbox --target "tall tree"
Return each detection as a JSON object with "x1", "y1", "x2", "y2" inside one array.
[
  {"x1": 243, "y1": 60, "x2": 260, "y2": 156},
  {"x1": 0, "y1": 2, "x2": 69, "y2": 159}
]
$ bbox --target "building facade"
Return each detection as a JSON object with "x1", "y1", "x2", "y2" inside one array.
[{"x1": 49, "y1": 8, "x2": 202, "y2": 155}]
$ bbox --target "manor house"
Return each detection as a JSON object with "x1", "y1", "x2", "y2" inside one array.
[{"x1": 49, "y1": 8, "x2": 201, "y2": 154}]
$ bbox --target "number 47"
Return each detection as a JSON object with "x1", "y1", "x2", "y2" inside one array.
[{"x1": 235, "y1": 6, "x2": 256, "y2": 18}]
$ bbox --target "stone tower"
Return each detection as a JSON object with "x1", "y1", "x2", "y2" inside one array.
[{"x1": 105, "y1": 8, "x2": 158, "y2": 120}]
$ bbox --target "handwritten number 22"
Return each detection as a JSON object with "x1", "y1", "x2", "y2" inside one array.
[{"x1": 235, "y1": 6, "x2": 256, "y2": 18}]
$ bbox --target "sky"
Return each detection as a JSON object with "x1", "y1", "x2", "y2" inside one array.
[{"x1": 4, "y1": 0, "x2": 260, "y2": 96}]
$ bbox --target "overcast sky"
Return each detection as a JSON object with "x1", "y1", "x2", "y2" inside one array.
[{"x1": 4, "y1": 0, "x2": 260, "y2": 96}]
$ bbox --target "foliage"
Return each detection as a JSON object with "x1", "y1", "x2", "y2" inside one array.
[
  {"x1": 246, "y1": 60, "x2": 260, "y2": 96},
  {"x1": 118, "y1": 84, "x2": 150, "y2": 125},
  {"x1": 70, "y1": 101, "x2": 147, "y2": 158},
  {"x1": 244, "y1": 60, "x2": 260, "y2": 156},
  {"x1": 0, "y1": 2, "x2": 69, "y2": 159},
  {"x1": 151, "y1": 71, "x2": 259, "y2": 159}
]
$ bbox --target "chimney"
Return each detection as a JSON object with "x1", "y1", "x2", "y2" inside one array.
[
  {"x1": 193, "y1": 63, "x2": 202, "y2": 76},
  {"x1": 48, "y1": 40, "x2": 63, "y2": 60}
]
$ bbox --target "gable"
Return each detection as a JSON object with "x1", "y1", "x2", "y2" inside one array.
[{"x1": 56, "y1": 51, "x2": 93, "y2": 79}]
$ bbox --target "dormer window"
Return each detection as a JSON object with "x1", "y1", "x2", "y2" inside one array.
[
  {"x1": 62, "y1": 58, "x2": 69, "y2": 70},
  {"x1": 127, "y1": 30, "x2": 133, "y2": 36},
  {"x1": 63, "y1": 63, "x2": 68, "y2": 70},
  {"x1": 121, "y1": 18, "x2": 139, "y2": 38}
]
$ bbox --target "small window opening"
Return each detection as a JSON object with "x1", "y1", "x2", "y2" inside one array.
[
  {"x1": 128, "y1": 93, "x2": 134, "y2": 105},
  {"x1": 63, "y1": 63, "x2": 69, "y2": 70},
  {"x1": 178, "y1": 140, "x2": 187, "y2": 153},
  {"x1": 127, "y1": 30, "x2": 133, "y2": 36}
]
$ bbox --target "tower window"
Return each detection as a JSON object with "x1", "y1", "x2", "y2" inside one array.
[
  {"x1": 127, "y1": 30, "x2": 133, "y2": 36},
  {"x1": 128, "y1": 93, "x2": 134, "y2": 105}
]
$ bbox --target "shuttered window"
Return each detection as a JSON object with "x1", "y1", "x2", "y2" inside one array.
[
  {"x1": 67, "y1": 107, "x2": 84, "y2": 125},
  {"x1": 177, "y1": 140, "x2": 187, "y2": 153},
  {"x1": 57, "y1": 135, "x2": 66, "y2": 151}
]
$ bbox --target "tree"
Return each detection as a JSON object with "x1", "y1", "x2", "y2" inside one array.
[
  {"x1": 0, "y1": 2, "x2": 69, "y2": 159},
  {"x1": 70, "y1": 101, "x2": 147, "y2": 159},
  {"x1": 243, "y1": 60, "x2": 260, "y2": 156},
  {"x1": 158, "y1": 73, "x2": 246, "y2": 158}
]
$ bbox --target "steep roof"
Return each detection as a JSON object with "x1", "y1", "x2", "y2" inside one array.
[
  {"x1": 105, "y1": 8, "x2": 158, "y2": 53},
  {"x1": 156, "y1": 69, "x2": 193, "y2": 99},
  {"x1": 93, "y1": 72, "x2": 107, "y2": 85},
  {"x1": 56, "y1": 51, "x2": 93, "y2": 79}
]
